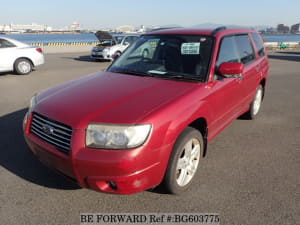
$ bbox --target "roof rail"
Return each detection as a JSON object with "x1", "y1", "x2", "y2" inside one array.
[
  {"x1": 147, "y1": 26, "x2": 182, "y2": 33},
  {"x1": 211, "y1": 26, "x2": 227, "y2": 35}
]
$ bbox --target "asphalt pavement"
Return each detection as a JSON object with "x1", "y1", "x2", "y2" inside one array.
[{"x1": 0, "y1": 51, "x2": 299, "y2": 225}]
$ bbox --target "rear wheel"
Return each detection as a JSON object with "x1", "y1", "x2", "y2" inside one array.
[
  {"x1": 243, "y1": 85, "x2": 264, "y2": 119},
  {"x1": 14, "y1": 58, "x2": 32, "y2": 75},
  {"x1": 163, "y1": 127, "x2": 203, "y2": 194}
]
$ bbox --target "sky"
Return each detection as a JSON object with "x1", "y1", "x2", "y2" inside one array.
[{"x1": 1, "y1": 0, "x2": 299, "y2": 29}]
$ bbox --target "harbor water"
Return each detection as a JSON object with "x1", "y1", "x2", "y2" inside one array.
[{"x1": 0, "y1": 33, "x2": 300, "y2": 45}]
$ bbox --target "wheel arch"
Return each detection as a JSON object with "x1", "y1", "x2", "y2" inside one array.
[
  {"x1": 188, "y1": 117, "x2": 208, "y2": 157},
  {"x1": 260, "y1": 78, "x2": 266, "y2": 100},
  {"x1": 14, "y1": 57, "x2": 34, "y2": 67}
]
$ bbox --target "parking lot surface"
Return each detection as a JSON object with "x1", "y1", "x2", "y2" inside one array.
[{"x1": 0, "y1": 51, "x2": 299, "y2": 225}]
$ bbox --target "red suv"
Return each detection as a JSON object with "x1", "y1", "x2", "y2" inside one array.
[{"x1": 23, "y1": 27, "x2": 269, "y2": 194}]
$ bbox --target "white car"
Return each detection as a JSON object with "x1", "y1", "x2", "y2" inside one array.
[
  {"x1": 91, "y1": 31, "x2": 139, "y2": 61},
  {"x1": 0, "y1": 37, "x2": 44, "y2": 75}
]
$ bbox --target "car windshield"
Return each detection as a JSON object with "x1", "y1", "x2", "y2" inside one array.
[
  {"x1": 108, "y1": 35, "x2": 213, "y2": 82},
  {"x1": 114, "y1": 36, "x2": 124, "y2": 44},
  {"x1": 98, "y1": 40, "x2": 114, "y2": 46}
]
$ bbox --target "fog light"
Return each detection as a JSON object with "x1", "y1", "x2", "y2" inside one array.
[{"x1": 108, "y1": 181, "x2": 117, "y2": 190}]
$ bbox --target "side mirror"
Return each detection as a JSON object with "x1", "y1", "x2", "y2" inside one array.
[
  {"x1": 218, "y1": 62, "x2": 244, "y2": 76},
  {"x1": 123, "y1": 41, "x2": 130, "y2": 46}
]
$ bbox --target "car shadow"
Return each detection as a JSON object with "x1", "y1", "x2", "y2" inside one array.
[
  {"x1": 0, "y1": 72, "x2": 15, "y2": 76},
  {"x1": 0, "y1": 108, "x2": 80, "y2": 190},
  {"x1": 268, "y1": 53, "x2": 300, "y2": 62},
  {"x1": 275, "y1": 51, "x2": 300, "y2": 55},
  {"x1": 147, "y1": 184, "x2": 171, "y2": 195},
  {"x1": 60, "y1": 55, "x2": 111, "y2": 63},
  {"x1": 74, "y1": 55, "x2": 96, "y2": 62},
  {"x1": 74, "y1": 55, "x2": 112, "y2": 63}
]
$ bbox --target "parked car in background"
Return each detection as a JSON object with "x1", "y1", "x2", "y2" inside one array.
[
  {"x1": 0, "y1": 37, "x2": 44, "y2": 75},
  {"x1": 91, "y1": 31, "x2": 139, "y2": 61},
  {"x1": 24, "y1": 27, "x2": 269, "y2": 194}
]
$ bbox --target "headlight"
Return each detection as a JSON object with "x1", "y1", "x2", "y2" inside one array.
[
  {"x1": 28, "y1": 94, "x2": 37, "y2": 114},
  {"x1": 103, "y1": 48, "x2": 110, "y2": 52},
  {"x1": 86, "y1": 124, "x2": 151, "y2": 149}
]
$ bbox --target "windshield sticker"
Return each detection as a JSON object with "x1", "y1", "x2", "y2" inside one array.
[{"x1": 181, "y1": 42, "x2": 200, "y2": 55}]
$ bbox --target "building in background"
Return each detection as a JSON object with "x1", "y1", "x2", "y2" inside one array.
[
  {"x1": 115, "y1": 25, "x2": 136, "y2": 33},
  {"x1": 0, "y1": 23, "x2": 52, "y2": 33},
  {"x1": 277, "y1": 24, "x2": 290, "y2": 33},
  {"x1": 137, "y1": 25, "x2": 146, "y2": 33},
  {"x1": 70, "y1": 22, "x2": 80, "y2": 31},
  {"x1": 291, "y1": 23, "x2": 300, "y2": 33},
  {"x1": 0, "y1": 25, "x2": 11, "y2": 32}
]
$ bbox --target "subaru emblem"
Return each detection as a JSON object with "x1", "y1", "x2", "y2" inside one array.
[{"x1": 42, "y1": 124, "x2": 54, "y2": 135}]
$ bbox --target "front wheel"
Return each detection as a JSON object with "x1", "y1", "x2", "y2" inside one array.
[
  {"x1": 142, "y1": 49, "x2": 149, "y2": 58},
  {"x1": 163, "y1": 127, "x2": 203, "y2": 194},
  {"x1": 114, "y1": 51, "x2": 121, "y2": 57},
  {"x1": 14, "y1": 58, "x2": 32, "y2": 75}
]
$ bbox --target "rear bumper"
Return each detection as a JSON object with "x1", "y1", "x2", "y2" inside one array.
[{"x1": 33, "y1": 54, "x2": 45, "y2": 67}]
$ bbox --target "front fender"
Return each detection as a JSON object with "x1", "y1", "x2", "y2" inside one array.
[{"x1": 164, "y1": 100, "x2": 213, "y2": 147}]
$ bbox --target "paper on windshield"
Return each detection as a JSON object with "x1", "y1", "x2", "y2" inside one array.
[{"x1": 181, "y1": 42, "x2": 200, "y2": 55}]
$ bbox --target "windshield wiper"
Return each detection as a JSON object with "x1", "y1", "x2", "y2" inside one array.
[
  {"x1": 150, "y1": 71, "x2": 203, "y2": 82},
  {"x1": 112, "y1": 69, "x2": 150, "y2": 77},
  {"x1": 112, "y1": 69, "x2": 203, "y2": 82}
]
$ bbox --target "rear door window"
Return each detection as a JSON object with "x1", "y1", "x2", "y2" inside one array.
[
  {"x1": 251, "y1": 33, "x2": 265, "y2": 57},
  {"x1": 235, "y1": 35, "x2": 256, "y2": 65}
]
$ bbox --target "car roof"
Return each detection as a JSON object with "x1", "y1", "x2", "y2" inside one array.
[{"x1": 146, "y1": 27, "x2": 258, "y2": 37}]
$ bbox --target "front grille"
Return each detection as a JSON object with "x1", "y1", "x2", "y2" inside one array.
[{"x1": 30, "y1": 113, "x2": 73, "y2": 155}]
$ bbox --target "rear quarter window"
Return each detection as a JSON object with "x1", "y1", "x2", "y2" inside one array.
[
  {"x1": 251, "y1": 33, "x2": 265, "y2": 57},
  {"x1": 0, "y1": 39, "x2": 16, "y2": 48}
]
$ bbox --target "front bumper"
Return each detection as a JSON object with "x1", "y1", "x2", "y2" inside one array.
[
  {"x1": 91, "y1": 51, "x2": 112, "y2": 60},
  {"x1": 23, "y1": 113, "x2": 168, "y2": 194}
]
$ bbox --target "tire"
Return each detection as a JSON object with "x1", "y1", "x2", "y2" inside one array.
[
  {"x1": 14, "y1": 58, "x2": 32, "y2": 75},
  {"x1": 242, "y1": 85, "x2": 264, "y2": 120},
  {"x1": 163, "y1": 127, "x2": 203, "y2": 194},
  {"x1": 114, "y1": 51, "x2": 121, "y2": 57},
  {"x1": 142, "y1": 49, "x2": 149, "y2": 58}
]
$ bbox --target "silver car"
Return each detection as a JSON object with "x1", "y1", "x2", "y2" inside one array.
[{"x1": 91, "y1": 31, "x2": 139, "y2": 61}]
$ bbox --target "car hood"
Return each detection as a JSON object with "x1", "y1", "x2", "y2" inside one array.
[
  {"x1": 35, "y1": 71, "x2": 199, "y2": 129},
  {"x1": 94, "y1": 30, "x2": 116, "y2": 42}
]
